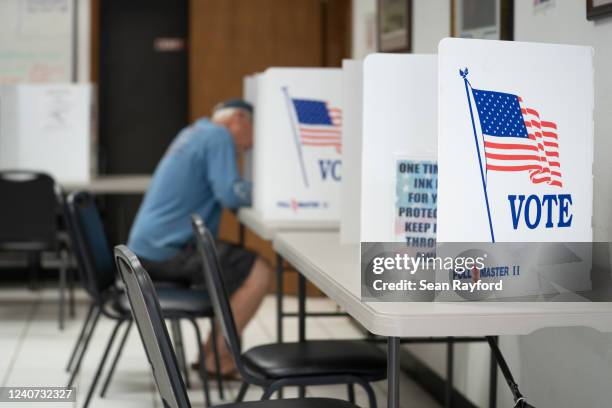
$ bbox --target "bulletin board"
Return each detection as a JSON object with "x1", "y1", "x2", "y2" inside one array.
[{"x1": 0, "y1": 0, "x2": 75, "y2": 84}]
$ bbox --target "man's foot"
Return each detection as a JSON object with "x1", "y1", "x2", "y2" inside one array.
[{"x1": 190, "y1": 361, "x2": 242, "y2": 381}]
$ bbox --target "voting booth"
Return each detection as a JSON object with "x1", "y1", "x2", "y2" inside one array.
[
  {"x1": 436, "y1": 38, "x2": 594, "y2": 299},
  {"x1": 359, "y1": 42, "x2": 594, "y2": 302},
  {"x1": 360, "y1": 54, "x2": 438, "y2": 243},
  {"x1": 0, "y1": 83, "x2": 94, "y2": 183},
  {"x1": 339, "y1": 60, "x2": 363, "y2": 244},
  {"x1": 252, "y1": 68, "x2": 343, "y2": 222}
]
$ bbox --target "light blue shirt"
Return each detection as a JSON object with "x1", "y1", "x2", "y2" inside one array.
[{"x1": 128, "y1": 118, "x2": 251, "y2": 261}]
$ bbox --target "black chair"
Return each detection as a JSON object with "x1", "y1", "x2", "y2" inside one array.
[
  {"x1": 114, "y1": 244, "x2": 359, "y2": 408},
  {"x1": 192, "y1": 214, "x2": 386, "y2": 408},
  {"x1": 64, "y1": 191, "x2": 223, "y2": 407},
  {"x1": 0, "y1": 170, "x2": 73, "y2": 329}
]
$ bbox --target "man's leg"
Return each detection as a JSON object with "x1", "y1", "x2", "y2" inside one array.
[{"x1": 204, "y1": 256, "x2": 272, "y2": 374}]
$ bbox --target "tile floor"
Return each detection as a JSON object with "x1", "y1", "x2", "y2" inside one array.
[{"x1": 0, "y1": 287, "x2": 440, "y2": 408}]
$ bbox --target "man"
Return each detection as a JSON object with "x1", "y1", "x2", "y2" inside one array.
[{"x1": 128, "y1": 99, "x2": 271, "y2": 377}]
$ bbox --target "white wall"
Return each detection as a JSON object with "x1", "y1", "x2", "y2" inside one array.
[
  {"x1": 77, "y1": 0, "x2": 91, "y2": 83},
  {"x1": 352, "y1": 1, "x2": 612, "y2": 407},
  {"x1": 351, "y1": 0, "x2": 377, "y2": 59},
  {"x1": 411, "y1": 0, "x2": 450, "y2": 53}
]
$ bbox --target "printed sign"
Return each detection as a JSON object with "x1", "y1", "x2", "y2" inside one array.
[
  {"x1": 437, "y1": 38, "x2": 593, "y2": 242},
  {"x1": 0, "y1": 84, "x2": 92, "y2": 183},
  {"x1": 394, "y1": 158, "x2": 437, "y2": 255},
  {"x1": 252, "y1": 68, "x2": 343, "y2": 221}
]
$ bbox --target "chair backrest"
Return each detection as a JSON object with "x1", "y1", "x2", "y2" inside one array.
[
  {"x1": 0, "y1": 171, "x2": 60, "y2": 249},
  {"x1": 191, "y1": 214, "x2": 249, "y2": 378},
  {"x1": 114, "y1": 245, "x2": 191, "y2": 408},
  {"x1": 66, "y1": 191, "x2": 116, "y2": 301}
]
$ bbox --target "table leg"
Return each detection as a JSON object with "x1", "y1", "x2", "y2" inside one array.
[
  {"x1": 445, "y1": 337, "x2": 454, "y2": 408},
  {"x1": 275, "y1": 253, "x2": 284, "y2": 399},
  {"x1": 388, "y1": 337, "x2": 400, "y2": 408},
  {"x1": 298, "y1": 273, "x2": 306, "y2": 342},
  {"x1": 298, "y1": 273, "x2": 307, "y2": 398},
  {"x1": 489, "y1": 336, "x2": 498, "y2": 408},
  {"x1": 276, "y1": 253, "x2": 284, "y2": 344}
]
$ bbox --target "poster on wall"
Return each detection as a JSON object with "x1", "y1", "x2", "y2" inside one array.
[
  {"x1": 253, "y1": 68, "x2": 343, "y2": 222},
  {"x1": 0, "y1": 84, "x2": 93, "y2": 183},
  {"x1": 0, "y1": 0, "x2": 75, "y2": 84}
]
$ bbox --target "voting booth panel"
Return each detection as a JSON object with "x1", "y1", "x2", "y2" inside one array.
[
  {"x1": 360, "y1": 54, "x2": 438, "y2": 243},
  {"x1": 340, "y1": 60, "x2": 363, "y2": 244},
  {"x1": 435, "y1": 38, "x2": 594, "y2": 299},
  {"x1": 437, "y1": 38, "x2": 593, "y2": 243},
  {"x1": 0, "y1": 84, "x2": 94, "y2": 183},
  {"x1": 242, "y1": 74, "x2": 260, "y2": 182},
  {"x1": 253, "y1": 68, "x2": 343, "y2": 222}
]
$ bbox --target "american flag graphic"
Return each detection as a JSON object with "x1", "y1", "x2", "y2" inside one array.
[
  {"x1": 291, "y1": 98, "x2": 342, "y2": 153},
  {"x1": 472, "y1": 89, "x2": 562, "y2": 187}
]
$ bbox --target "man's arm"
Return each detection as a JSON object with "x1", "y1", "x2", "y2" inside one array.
[{"x1": 205, "y1": 132, "x2": 252, "y2": 209}]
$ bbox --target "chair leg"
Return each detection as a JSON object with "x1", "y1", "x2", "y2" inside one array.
[
  {"x1": 82, "y1": 319, "x2": 126, "y2": 408},
  {"x1": 99, "y1": 320, "x2": 133, "y2": 397},
  {"x1": 209, "y1": 317, "x2": 224, "y2": 399},
  {"x1": 58, "y1": 257, "x2": 66, "y2": 330},
  {"x1": 27, "y1": 251, "x2": 40, "y2": 290},
  {"x1": 236, "y1": 382, "x2": 249, "y2": 402},
  {"x1": 66, "y1": 303, "x2": 95, "y2": 372},
  {"x1": 68, "y1": 267, "x2": 76, "y2": 318},
  {"x1": 261, "y1": 385, "x2": 278, "y2": 400},
  {"x1": 188, "y1": 317, "x2": 211, "y2": 407},
  {"x1": 67, "y1": 308, "x2": 101, "y2": 387},
  {"x1": 171, "y1": 320, "x2": 191, "y2": 389},
  {"x1": 347, "y1": 383, "x2": 355, "y2": 403},
  {"x1": 356, "y1": 380, "x2": 377, "y2": 408}
]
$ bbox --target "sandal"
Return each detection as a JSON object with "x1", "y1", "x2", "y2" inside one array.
[{"x1": 190, "y1": 362, "x2": 242, "y2": 381}]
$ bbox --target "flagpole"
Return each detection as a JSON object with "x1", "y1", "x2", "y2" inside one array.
[
  {"x1": 460, "y1": 68, "x2": 495, "y2": 243},
  {"x1": 282, "y1": 86, "x2": 309, "y2": 187}
]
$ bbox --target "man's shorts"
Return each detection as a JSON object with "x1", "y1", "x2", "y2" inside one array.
[{"x1": 139, "y1": 242, "x2": 256, "y2": 294}]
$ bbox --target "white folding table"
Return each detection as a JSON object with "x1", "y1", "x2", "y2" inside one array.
[
  {"x1": 61, "y1": 174, "x2": 152, "y2": 194},
  {"x1": 273, "y1": 230, "x2": 612, "y2": 408}
]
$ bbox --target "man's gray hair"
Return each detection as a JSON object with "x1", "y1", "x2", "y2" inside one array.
[
  {"x1": 212, "y1": 107, "x2": 240, "y2": 122},
  {"x1": 212, "y1": 103, "x2": 252, "y2": 122}
]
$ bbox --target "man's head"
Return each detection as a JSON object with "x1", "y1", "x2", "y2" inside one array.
[{"x1": 211, "y1": 99, "x2": 254, "y2": 152}]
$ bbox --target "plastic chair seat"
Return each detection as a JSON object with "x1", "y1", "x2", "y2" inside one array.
[
  {"x1": 220, "y1": 398, "x2": 359, "y2": 408},
  {"x1": 242, "y1": 340, "x2": 387, "y2": 380},
  {"x1": 113, "y1": 287, "x2": 213, "y2": 317}
]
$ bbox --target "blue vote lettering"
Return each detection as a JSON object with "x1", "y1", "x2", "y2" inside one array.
[
  {"x1": 508, "y1": 194, "x2": 573, "y2": 230},
  {"x1": 318, "y1": 160, "x2": 341, "y2": 181}
]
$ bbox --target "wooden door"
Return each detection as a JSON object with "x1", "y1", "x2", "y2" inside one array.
[{"x1": 190, "y1": 0, "x2": 351, "y2": 293}]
